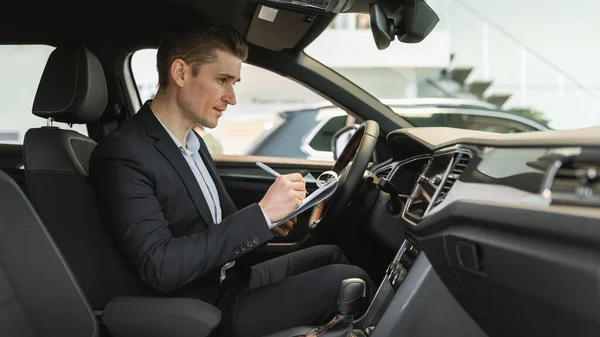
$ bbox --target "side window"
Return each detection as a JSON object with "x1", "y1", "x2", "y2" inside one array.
[
  {"x1": 130, "y1": 49, "x2": 347, "y2": 160},
  {"x1": 0, "y1": 45, "x2": 88, "y2": 145}
]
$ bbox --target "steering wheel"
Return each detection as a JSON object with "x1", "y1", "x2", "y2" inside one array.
[{"x1": 308, "y1": 120, "x2": 379, "y2": 237}]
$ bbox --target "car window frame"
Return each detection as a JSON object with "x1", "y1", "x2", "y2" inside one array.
[{"x1": 300, "y1": 108, "x2": 347, "y2": 160}]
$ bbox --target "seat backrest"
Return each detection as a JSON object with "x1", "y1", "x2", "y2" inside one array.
[
  {"x1": 0, "y1": 170, "x2": 97, "y2": 337},
  {"x1": 23, "y1": 45, "x2": 151, "y2": 311}
]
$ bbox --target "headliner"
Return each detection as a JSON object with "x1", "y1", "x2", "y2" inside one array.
[{"x1": 1, "y1": 0, "x2": 380, "y2": 50}]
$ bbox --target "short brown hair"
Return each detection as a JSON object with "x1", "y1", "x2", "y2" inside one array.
[{"x1": 156, "y1": 20, "x2": 248, "y2": 88}]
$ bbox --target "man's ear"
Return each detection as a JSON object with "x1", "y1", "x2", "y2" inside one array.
[{"x1": 170, "y1": 59, "x2": 186, "y2": 88}]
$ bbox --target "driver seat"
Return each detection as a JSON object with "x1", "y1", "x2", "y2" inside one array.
[
  {"x1": 23, "y1": 44, "x2": 150, "y2": 311},
  {"x1": 22, "y1": 44, "x2": 222, "y2": 337}
]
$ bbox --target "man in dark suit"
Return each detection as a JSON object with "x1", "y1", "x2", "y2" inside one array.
[{"x1": 90, "y1": 20, "x2": 373, "y2": 337}]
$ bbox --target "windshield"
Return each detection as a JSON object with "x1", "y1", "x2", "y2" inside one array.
[{"x1": 304, "y1": 1, "x2": 600, "y2": 131}]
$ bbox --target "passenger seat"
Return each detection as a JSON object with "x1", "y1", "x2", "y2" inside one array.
[{"x1": 0, "y1": 170, "x2": 98, "y2": 337}]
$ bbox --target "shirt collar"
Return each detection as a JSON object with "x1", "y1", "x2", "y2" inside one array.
[{"x1": 152, "y1": 111, "x2": 200, "y2": 154}]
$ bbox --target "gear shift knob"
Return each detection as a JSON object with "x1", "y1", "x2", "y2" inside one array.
[{"x1": 337, "y1": 278, "x2": 366, "y2": 315}]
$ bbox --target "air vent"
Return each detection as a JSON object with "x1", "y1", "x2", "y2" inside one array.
[
  {"x1": 545, "y1": 159, "x2": 600, "y2": 207},
  {"x1": 403, "y1": 151, "x2": 470, "y2": 224},
  {"x1": 433, "y1": 152, "x2": 471, "y2": 207}
]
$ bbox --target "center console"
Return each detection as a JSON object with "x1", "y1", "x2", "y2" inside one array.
[
  {"x1": 353, "y1": 238, "x2": 421, "y2": 334},
  {"x1": 352, "y1": 238, "x2": 487, "y2": 337}
]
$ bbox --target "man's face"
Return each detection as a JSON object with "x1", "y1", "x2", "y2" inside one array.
[{"x1": 177, "y1": 50, "x2": 241, "y2": 128}]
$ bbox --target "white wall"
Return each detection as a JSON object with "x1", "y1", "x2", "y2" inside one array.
[
  {"x1": 452, "y1": 0, "x2": 600, "y2": 87},
  {"x1": 444, "y1": 0, "x2": 600, "y2": 129}
]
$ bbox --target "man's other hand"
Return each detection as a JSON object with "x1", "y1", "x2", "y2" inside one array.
[
  {"x1": 271, "y1": 216, "x2": 296, "y2": 237},
  {"x1": 259, "y1": 173, "x2": 306, "y2": 223}
]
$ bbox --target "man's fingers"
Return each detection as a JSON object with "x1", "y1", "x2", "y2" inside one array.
[
  {"x1": 284, "y1": 173, "x2": 304, "y2": 182},
  {"x1": 289, "y1": 181, "x2": 306, "y2": 192},
  {"x1": 294, "y1": 190, "x2": 306, "y2": 201},
  {"x1": 272, "y1": 221, "x2": 294, "y2": 237},
  {"x1": 282, "y1": 220, "x2": 294, "y2": 230},
  {"x1": 271, "y1": 226, "x2": 285, "y2": 236}
]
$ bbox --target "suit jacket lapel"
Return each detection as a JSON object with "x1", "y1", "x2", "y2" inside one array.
[
  {"x1": 136, "y1": 103, "x2": 215, "y2": 227},
  {"x1": 195, "y1": 133, "x2": 238, "y2": 217}
]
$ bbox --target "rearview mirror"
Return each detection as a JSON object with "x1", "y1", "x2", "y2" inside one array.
[
  {"x1": 370, "y1": 0, "x2": 440, "y2": 50},
  {"x1": 331, "y1": 125, "x2": 358, "y2": 161}
]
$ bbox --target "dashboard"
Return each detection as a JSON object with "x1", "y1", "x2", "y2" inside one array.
[
  {"x1": 371, "y1": 126, "x2": 600, "y2": 337},
  {"x1": 381, "y1": 128, "x2": 600, "y2": 225}
]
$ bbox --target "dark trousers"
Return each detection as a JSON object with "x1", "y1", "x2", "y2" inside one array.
[{"x1": 216, "y1": 245, "x2": 374, "y2": 337}]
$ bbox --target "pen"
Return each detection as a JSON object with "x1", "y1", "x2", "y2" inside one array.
[
  {"x1": 256, "y1": 161, "x2": 309, "y2": 194},
  {"x1": 256, "y1": 161, "x2": 281, "y2": 177}
]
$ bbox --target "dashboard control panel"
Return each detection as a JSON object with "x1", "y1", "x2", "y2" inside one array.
[
  {"x1": 385, "y1": 238, "x2": 421, "y2": 289},
  {"x1": 403, "y1": 149, "x2": 471, "y2": 225}
]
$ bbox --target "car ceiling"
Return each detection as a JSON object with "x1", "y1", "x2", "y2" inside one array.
[{"x1": 1, "y1": 0, "x2": 381, "y2": 50}]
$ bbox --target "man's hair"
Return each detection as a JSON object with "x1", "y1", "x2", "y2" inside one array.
[{"x1": 156, "y1": 20, "x2": 249, "y2": 88}]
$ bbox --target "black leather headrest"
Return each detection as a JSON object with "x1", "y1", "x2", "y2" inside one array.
[{"x1": 32, "y1": 45, "x2": 107, "y2": 124}]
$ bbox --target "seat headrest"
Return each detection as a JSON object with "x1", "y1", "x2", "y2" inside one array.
[{"x1": 32, "y1": 45, "x2": 108, "y2": 124}]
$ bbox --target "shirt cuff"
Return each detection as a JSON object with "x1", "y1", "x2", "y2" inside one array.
[{"x1": 259, "y1": 206, "x2": 277, "y2": 229}]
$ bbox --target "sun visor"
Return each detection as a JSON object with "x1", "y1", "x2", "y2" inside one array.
[
  {"x1": 262, "y1": 0, "x2": 350, "y2": 13},
  {"x1": 246, "y1": 4, "x2": 315, "y2": 51}
]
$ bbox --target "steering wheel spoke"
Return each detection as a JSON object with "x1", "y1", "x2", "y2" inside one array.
[{"x1": 308, "y1": 120, "x2": 379, "y2": 237}]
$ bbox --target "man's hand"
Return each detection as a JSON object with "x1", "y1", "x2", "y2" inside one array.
[
  {"x1": 259, "y1": 173, "x2": 306, "y2": 223},
  {"x1": 271, "y1": 217, "x2": 296, "y2": 237}
]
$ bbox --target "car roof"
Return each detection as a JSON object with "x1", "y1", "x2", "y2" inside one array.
[
  {"x1": 308, "y1": 99, "x2": 551, "y2": 131},
  {"x1": 380, "y1": 98, "x2": 501, "y2": 110},
  {"x1": 1, "y1": 0, "x2": 383, "y2": 51}
]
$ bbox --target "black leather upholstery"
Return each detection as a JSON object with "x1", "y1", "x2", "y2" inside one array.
[
  {"x1": 0, "y1": 171, "x2": 98, "y2": 337},
  {"x1": 23, "y1": 128, "x2": 151, "y2": 310},
  {"x1": 102, "y1": 297, "x2": 222, "y2": 337},
  {"x1": 32, "y1": 45, "x2": 107, "y2": 123},
  {"x1": 24, "y1": 128, "x2": 94, "y2": 175},
  {"x1": 24, "y1": 44, "x2": 152, "y2": 311}
]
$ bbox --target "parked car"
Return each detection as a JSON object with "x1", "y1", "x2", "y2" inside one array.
[{"x1": 244, "y1": 98, "x2": 551, "y2": 160}]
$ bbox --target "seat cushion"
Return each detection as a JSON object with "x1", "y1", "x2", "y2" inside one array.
[{"x1": 102, "y1": 297, "x2": 221, "y2": 337}]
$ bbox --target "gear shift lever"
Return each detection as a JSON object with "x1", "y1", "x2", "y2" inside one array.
[
  {"x1": 305, "y1": 279, "x2": 366, "y2": 337},
  {"x1": 337, "y1": 278, "x2": 366, "y2": 316}
]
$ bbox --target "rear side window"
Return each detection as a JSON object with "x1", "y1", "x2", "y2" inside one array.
[{"x1": 0, "y1": 45, "x2": 87, "y2": 144}]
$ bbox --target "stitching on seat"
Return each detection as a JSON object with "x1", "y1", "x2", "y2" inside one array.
[{"x1": 32, "y1": 49, "x2": 79, "y2": 114}]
